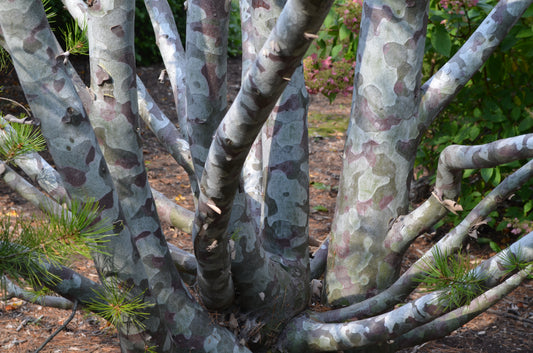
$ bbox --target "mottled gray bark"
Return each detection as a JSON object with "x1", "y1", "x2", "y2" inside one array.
[
  {"x1": 136, "y1": 76, "x2": 198, "y2": 195},
  {"x1": 325, "y1": 0, "x2": 532, "y2": 306},
  {"x1": 0, "y1": 1, "x2": 250, "y2": 352},
  {"x1": 324, "y1": 0, "x2": 430, "y2": 305},
  {"x1": 1, "y1": 276, "x2": 75, "y2": 310},
  {"x1": 279, "y1": 232, "x2": 533, "y2": 352},
  {"x1": 391, "y1": 265, "x2": 532, "y2": 350},
  {"x1": 192, "y1": 0, "x2": 333, "y2": 309},
  {"x1": 186, "y1": 0, "x2": 231, "y2": 185},
  {"x1": 2, "y1": 0, "x2": 532, "y2": 351},
  {"x1": 418, "y1": 0, "x2": 533, "y2": 128},
  {"x1": 314, "y1": 158, "x2": 533, "y2": 323},
  {"x1": 143, "y1": 0, "x2": 188, "y2": 138}
]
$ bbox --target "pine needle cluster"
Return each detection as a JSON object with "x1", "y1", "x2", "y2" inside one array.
[
  {"x1": 415, "y1": 247, "x2": 487, "y2": 311},
  {"x1": 84, "y1": 277, "x2": 153, "y2": 332},
  {"x1": 0, "y1": 199, "x2": 112, "y2": 292},
  {"x1": 0, "y1": 121, "x2": 46, "y2": 162}
]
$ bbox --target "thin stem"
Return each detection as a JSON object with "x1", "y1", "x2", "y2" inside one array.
[
  {"x1": 34, "y1": 300, "x2": 78, "y2": 353},
  {"x1": 0, "y1": 97, "x2": 33, "y2": 119}
]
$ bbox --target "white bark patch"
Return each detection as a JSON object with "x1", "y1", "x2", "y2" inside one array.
[
  {"x1": 357, "y1": 168, "x2": 390, "y2": 201},
  {"x1": 363, "y1": 236, "x2": 373, "y2": 252},
  {"x1": 186, "y1": 57, "x2": 211, "y2": 100},
  {"x1": 507, "y1": 0, "x2": 526, "y2": 16}
]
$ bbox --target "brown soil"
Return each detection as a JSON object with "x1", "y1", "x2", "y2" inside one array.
[{"x1": 0, "y1": 58, "x2": 531, "y2": 352}]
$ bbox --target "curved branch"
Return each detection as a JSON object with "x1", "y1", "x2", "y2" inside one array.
[
  {"x1": 280, "y1": 232, "x2": 533, "y2": 352},
  {"x1": 1, "y1": 114, "x2": 69, "y2": 205},
  {"x1": 435, "y1": 134, "x2": 533, "y2": 200},
  {"x1": 392, "y1": 264, "x2": 532, "y2": 350},
  {"x1": 152, "y1": 188, "x2": 194, "y2": 233},
  {"x1": 1, "y1": 275, "x2": 74, "y2": 310},
  {"x1": 310, "y1": 238, "x2": 329, "y2": 280},
  {"x1": 280, "y1": 291, "x2": 447, "y2": 352},
  {"x1": 0, "y1": 2, "x2": 250, "y2": 351},
  {"x1": 0, "y1": 161, "x2": 65, "y2": 215},
  {"x1": 418, "y1": 0, "x2": 533, "y2": 128},
  {"x1": 385, "y1": 193, "x2": 448, "y2": 255},
  {"x1": 311, "y1": 159, "x2": 533, "y2": 322}
]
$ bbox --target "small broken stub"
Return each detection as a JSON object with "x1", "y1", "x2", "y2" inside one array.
[
  {"x1": 431, "y1": 191, "x2": 463, "y2": 215},
  {"x1": 206, "y1": 239, "x2": 218, "y2": 252}
]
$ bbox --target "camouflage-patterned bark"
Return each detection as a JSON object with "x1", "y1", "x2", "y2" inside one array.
[
  {"x1": 2, "y1": 276, "x2": 74, "y2": 310},
  {"x1": 192, "y1": 0, "x2": 333, "y2": 310},
  {"x1": 206, "y1": 0, "x2": 313, "y2": 337},
  {"x1": 0, "y1": 163, "x2": 65, "y2": 214},
  {"x1": 186, "y1": 0, "x2": 230, "y2": 184},
  {"x1": 418, "y1": 0, "x2": 533, "y2": 128},
  {"x1": 279, "y1": 232, "x2": 533, "y2": 352},
  {"x1": 325, "y1": 0, "x2": 533, "y2": 305},
  {"x1": 391, "y1": 264, "x2": 532, "y2": 350},
  {"x1": 313, "y1": 157, "x2": 533, "y2": 324},
  {"x1": 143, "y1": 0, "x2": 188, "y2": 138},
  {"x1": 0, "y1": 1, "x2": 251, "y2": 352},
  {"x1": 0, "y1": 1, "x2": 165, "y2": 350},
  {"x1": 324, "y1": 0, "x2": 430, "y2": 305},
  {"x1": 85, "y1": 2, "x2": 254, "y2": 352},
  {"x1": 2, "y1": 0, "x2": 533, "y2": 351},
  {"x1": 136, "y1": 76, "x2": 198, "y2": 196}
]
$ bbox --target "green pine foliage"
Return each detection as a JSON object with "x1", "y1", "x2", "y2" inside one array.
[
  {"x1": 415, "y1": 247, "x2": 487, "y2": 310},
  {"x1": 499, "y1": 247, "x2": 533, "y2": 277},
  {"x1": 60, "y1": 19, "x2": 88, "y2": 56},
  {"x1": 83, "y1": 277, "x2": 154, "y2": 331},
  {"x1": 0, "y1": 199, "x2": 112, "y2": 288},
  {"x1": 0, "y1": 121, "x2": 46, "y2": 163}
]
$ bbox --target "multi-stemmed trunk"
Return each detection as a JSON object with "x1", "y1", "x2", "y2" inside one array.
[{"x1": 0, "y1": 0, "x2": 532, "y2": 352}]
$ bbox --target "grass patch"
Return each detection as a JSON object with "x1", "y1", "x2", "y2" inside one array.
[{"x1": 308, "y1": 112, "x2": 348, "y2": 138}]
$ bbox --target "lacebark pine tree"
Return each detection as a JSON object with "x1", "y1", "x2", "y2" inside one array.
[{"x1": 0, "y1": 0, "x2": 532, "y2": 352}]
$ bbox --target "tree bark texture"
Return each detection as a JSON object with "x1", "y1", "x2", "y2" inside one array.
[{"x1": 325, "y1": 0, "x2": 430, "y2": 305}]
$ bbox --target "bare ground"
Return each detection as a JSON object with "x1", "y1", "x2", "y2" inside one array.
[{"x1": 0, "y1": 58, "x2": 531, "y2": 352}]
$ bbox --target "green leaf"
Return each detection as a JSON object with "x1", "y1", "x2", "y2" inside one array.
[
  {"x1": 511, "y1": 107, "x2": 521, "y2": 120},
  {"x1": 518, "y1": 116, "x2": 533, "y2": 132},
  {"x1": 516, "y1": 28, "x2": 533, "y2": 38},
  {"x1": 489, "y1": 241, "x2": 502, "y2": 253},
  {"x1": 469, "y1": 125, "x2": 481, "y2": 141},
  {"x1": 311, "y1": 182, "x2": 330, "y2": 190},
  {"x1": 463, "y1": 169, "x2": 475, "y2": 178},
  {"x1": 323, "y1": 9, "x2": 336, "y2": 28},
  {"x1": 481, "y1": 168, "x2": 493, "y2": 182},
  {"x1": 431, "y1": 24, "x2": 451, "y2": 57},
  {"x1": 331, "y1": 44, "x2": 343, "y2": 58},
  {"x1": 524, "y1": 200, "x2": 533, "y2": 215},
  {"x1": 339, "y1": 23, "x2": 352, "y2": 42},
  {"x1": 491, "y1": 167, "x2": 501, "y2": 186}
]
